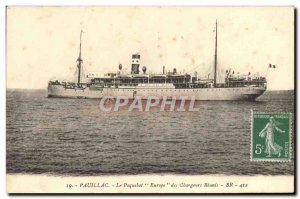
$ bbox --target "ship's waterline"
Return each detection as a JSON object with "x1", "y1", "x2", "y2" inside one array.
[{"x1": 48, "y1": 84, "x2": 266, "y2": 101}]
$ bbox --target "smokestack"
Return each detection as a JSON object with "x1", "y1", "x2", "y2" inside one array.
[
  {"x1": 131, "y1": 54, "x2": 140, "y2": 74},
  {"x1": 163, "y1": 66, "x2": 165, "y2": 74}
]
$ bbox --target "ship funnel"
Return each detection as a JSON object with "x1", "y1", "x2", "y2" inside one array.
[
  {"x1": 163, "y1": 66, "x2": 165, "y2": 74},
  {"x1": 131, "y1": 54, "x2": 140, "y2": 74},
  {"x1": 119, "y1": 64, "x2": 122, "y2": 70}
]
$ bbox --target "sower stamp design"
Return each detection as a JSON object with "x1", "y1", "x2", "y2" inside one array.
[{"x1": 251, "y1": 112, "x2": 292, "y2": 161}]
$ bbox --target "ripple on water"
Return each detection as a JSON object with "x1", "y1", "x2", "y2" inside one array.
[{"x1": 6, "y1": 89, "x2": 294, "y2": 176}]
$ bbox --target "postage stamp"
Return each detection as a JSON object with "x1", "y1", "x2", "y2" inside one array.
[{"x1": 251, "y1": 111, "x2": 292, "y2": 162}]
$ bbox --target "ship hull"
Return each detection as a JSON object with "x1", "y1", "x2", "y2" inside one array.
[{"x1": 48, "y1": 84, "x2": 266, "y2": 101}]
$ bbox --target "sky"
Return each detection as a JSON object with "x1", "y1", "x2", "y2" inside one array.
[{"x1": 7, "y1": 6, "x2": 294, "y2": 90}]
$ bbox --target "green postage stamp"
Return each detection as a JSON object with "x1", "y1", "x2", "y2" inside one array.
[{"x1": 251, "y1": 111, "x2": 292, "y2": 161}]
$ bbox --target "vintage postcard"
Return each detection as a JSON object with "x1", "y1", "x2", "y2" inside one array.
[{"x1": 6, "y1": 6, "x2": 295, "y2": 193}]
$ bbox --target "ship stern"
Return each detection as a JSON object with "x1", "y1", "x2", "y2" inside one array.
[{"x1": 243, "y1": 86, "x2": 266, "y2": 101}]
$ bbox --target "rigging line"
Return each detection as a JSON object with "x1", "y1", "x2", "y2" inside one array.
[{"x1": 186, "y1": 63, "x2": 209, "y2": 74}]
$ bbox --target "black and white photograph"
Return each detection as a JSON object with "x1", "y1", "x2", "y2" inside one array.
[{"x1": 6, "y1": 6, "x2": 295, "y2": 193}]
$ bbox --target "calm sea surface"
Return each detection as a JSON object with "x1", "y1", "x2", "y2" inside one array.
[{"x1": 6, "y1": 90, "x2": 294, "y2": 176}]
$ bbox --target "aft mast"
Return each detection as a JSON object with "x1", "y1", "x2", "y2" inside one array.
[
  {"x1": 213, "y1": 20, "x2": 218, "y2": 87},
  {"x1": 77, "y1": 30, "x2": 83, "y2": 87}
]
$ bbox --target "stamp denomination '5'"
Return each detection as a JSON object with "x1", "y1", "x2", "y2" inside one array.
[{"x1": 251, "y1": 112, "x2": 292, "y2": 162}]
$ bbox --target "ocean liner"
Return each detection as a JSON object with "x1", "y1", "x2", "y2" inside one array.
[{"x1": 48, "y1": 21, "x2": 267, "y2": 100}]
